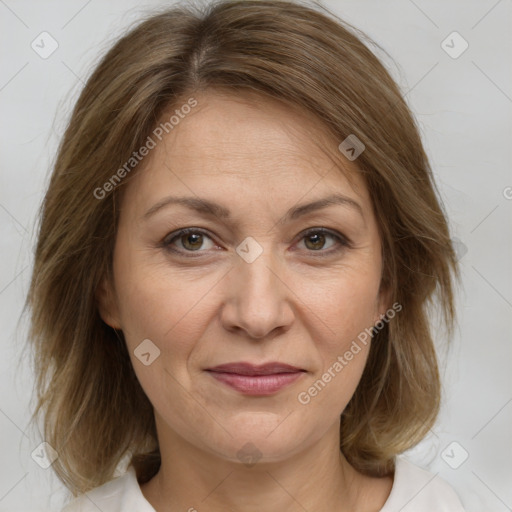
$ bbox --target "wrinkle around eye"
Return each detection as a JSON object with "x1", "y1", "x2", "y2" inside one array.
[{"x1": 159, "y1": 226, "x2": 353, "y2": 259}]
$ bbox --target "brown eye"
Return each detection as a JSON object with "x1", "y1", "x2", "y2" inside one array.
[
  {"x1": 304, "y1": 232, "x2": 329, "y2": 251},
  {"x1": 162, "y1": 226, "x2": 350, "y2": 258},
  {"x1": 180, "y1": 232, "x2": 204, "y2": 251},
  {"x1": 298, "y1": 228, "x2": 350, "y2": 255},
  {"x1": 164, "y1": 228, "x2": 216, "y2": 254}
]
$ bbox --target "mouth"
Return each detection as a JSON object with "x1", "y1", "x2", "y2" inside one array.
[{"x1": 205, "y1": 362, "x2": 306, "y2": 395}]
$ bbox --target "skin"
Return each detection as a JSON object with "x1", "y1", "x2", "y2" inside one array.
[{"x1": 98, "y1": 90, "x2": 394, "y2": 512}]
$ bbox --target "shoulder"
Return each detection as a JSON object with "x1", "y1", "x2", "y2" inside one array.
[
  {"x1": 380, "y1": 456, "x2": 466, "y2": 512},
  {"x1": 61, "y1": 466, "x2": 155, "y2": 512}
]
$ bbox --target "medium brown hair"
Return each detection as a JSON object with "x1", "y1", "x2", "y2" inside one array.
[{"x1": 25, "y1": 0, "x2": 460, "y2": 497}]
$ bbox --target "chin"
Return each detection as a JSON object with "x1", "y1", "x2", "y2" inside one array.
[{"x1": 197, "y1": 419, "x2": 315, "y2": 466}]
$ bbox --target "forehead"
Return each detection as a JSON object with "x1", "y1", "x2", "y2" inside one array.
[{"x1": 123, "y1": 90, "x2": 370, "y2": 212}]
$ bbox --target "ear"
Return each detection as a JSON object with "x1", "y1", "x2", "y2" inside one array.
[
  {"x1": 96, "y1": 275, "x2": 122, "y2": 330},
  {"x1": 373, "y1": 281, "x2": 393, "y2": 325}
]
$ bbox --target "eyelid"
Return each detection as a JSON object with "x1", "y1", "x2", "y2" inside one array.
[
  {"x1": 162, "y1": 227, "x2": 218, "y2": 255},
  {"x1": 290, "y1": 227, "x2": 352, "y2": 257},
  {"x1": 298, "y1": 227, "x2": 351, "y2": 246},
  {"x1": 162, "y1": 226, "x2": 351, "y2": 256}
]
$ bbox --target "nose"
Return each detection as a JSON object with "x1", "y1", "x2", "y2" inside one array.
[{"x1": 220, "y1": 242, "x2": 294, "y2": 340}]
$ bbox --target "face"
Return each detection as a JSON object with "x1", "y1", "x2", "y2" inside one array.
[{"x1": 98, "y1": 91, "x2": 390, "y2": 465}]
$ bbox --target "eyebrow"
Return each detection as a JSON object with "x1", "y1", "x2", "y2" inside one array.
[{"x1": 143, "y1": 193, "x2": 364, "y2": 224}]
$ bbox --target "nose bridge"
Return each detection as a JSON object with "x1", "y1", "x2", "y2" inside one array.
[
  {"x1": 238, "y1": 237, "x2": 280, "y2": 297},
  {"x1": 223, "y1": 235, "x2": 292, "y2": 338}
]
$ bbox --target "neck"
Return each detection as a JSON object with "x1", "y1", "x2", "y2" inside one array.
[{"x1": 140, "y1": 420, "x2": 393, "y2": 512}]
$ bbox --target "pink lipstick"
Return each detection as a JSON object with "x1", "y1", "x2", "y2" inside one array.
[{"x1": 206, "y1": 362, "x2": 305, "y2": 396}]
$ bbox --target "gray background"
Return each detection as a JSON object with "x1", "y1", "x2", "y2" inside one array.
[{"x1": 1, "y1": 0, "x2": 511, "y2": 510}]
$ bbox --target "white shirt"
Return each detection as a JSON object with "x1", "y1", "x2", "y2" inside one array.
[{"x1": 61, "y1": 456, "x2": 466, "y2": 511}]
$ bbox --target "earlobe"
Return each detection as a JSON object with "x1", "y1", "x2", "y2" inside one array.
[{"x1": 96, "y1": 276, "x2": 122, "y2": 330}]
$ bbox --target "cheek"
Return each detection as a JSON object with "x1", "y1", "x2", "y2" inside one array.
[
  {"x1": 297, "y1": 267, "x2": 379, "y2": 406},
  {"x1": 116, "y1": 274, "x2": 201, "y2": 348},
  {"x1": 112, "y1": 245, "x2": 218, "y2": 362},
  {"x1": 300, "y1": 268, "x2": 381, "y2": 346},
  {"x1": 297, "y1": 331, "x2": 372, "y2": 416},
  {"x1": 113, "y1": 267, "x2": 213, "y2": 411}
]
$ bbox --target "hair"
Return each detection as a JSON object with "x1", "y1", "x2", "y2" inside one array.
[{"x1": 25, "y1": 0, "x2": 460, "y2": 497}]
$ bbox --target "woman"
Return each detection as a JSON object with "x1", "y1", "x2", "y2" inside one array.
[{"x1": 27, "y1": 0, "x2": 465, "y2": 510}]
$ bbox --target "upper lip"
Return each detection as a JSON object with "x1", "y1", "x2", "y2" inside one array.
[{"x1": 206, "y1": 362, "x2": 304, "y2": 376}]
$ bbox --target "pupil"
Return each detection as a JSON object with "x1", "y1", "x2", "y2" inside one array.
[
  {"x1": 180, "y1": 232, "x2": 327, "y2": 252},
  {"x1": 306, "y1": 233, "x2": 325, "y2": 250},
  {"x1": 184, "y1": 233, "x2": 202, "y2": 250}
]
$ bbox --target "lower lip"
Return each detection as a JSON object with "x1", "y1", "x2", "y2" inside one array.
[{"x1": 207, "y1": 371, "x2": 304, "y2": 395}]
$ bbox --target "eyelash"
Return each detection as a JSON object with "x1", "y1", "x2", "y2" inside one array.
[{"x1": 161, "y1": 227, "x2": 351, "y2": 258}]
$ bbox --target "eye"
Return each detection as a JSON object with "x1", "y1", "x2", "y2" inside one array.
[
  {"x1": 162, "y1": 227, "x2": 351, "y2": 258},
  {"x1": 295, "y1": 228, "x2": 350, "y2": 256},
  {"x1": 163, "y1": 228, "x2": 216, "y2": 255}
]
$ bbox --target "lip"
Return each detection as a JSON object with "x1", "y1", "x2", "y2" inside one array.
[
  {"x1": 207, "y1": 362, "x2": 304, "y2": 375},
  {"x1": 205, "y1": 362, "x2": 305, "y2": 396}
]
